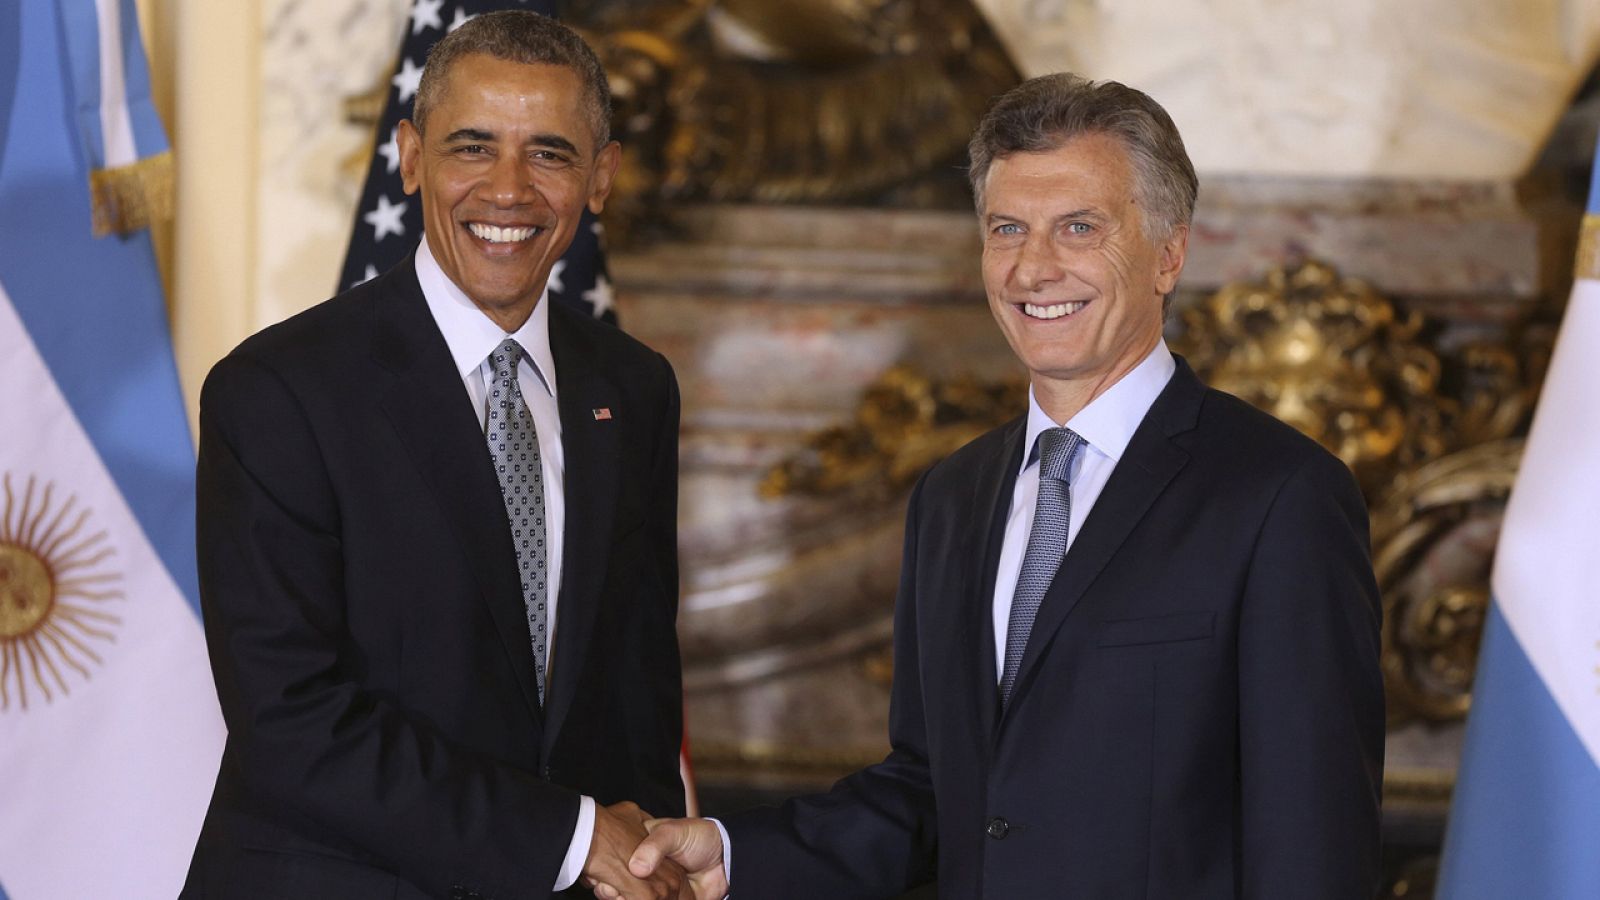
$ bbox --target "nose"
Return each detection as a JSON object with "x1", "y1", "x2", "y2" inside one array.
[
  {"x1": 479, "y1": 152, "x2": 538, "y2": 208},
  {"x1": 1011, "y1": 232, "x2": 1063, "y2": 293}
]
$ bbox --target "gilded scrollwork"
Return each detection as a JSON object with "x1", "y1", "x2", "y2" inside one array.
[
  {"x1": 760, "y1": 366, "x2": 1025, "y2": 499},
  {"x1": 1368, "y1": 440, "x2": 1521, "y2": 724},
  {"x1": 582, "y1": 0, "x2": 1019, "y2": 238},
  {"x1": 1174, "y1": 261, "x2": 1536, "y2": 496}
]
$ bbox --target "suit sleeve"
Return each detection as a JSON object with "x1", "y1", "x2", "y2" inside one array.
[
  {"x1": 196, "y1": 353, "x2": 579, "y2": 899},
  {"x1": 1237, "y1": 450, "x2": 1384, "y2": 898},
  {"x1": 723, "y1": 473, "x2": 938, "y2": 898}
]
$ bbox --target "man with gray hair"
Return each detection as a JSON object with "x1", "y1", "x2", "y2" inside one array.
[
  {"x1": 626, "y1": 73, "x2": 1384, "y2": 899},
  {"x1": 184, "y1": 12, "x2": 688, "y2": 899}
]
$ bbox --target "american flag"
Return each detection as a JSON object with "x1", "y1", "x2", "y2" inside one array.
[{"x1": 337, "y1": 0, "x2": 617, "y2": 324}]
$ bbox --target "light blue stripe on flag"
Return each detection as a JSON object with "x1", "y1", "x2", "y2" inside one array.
[
  {"x1": 1, "y1": 0, "x2": 196, "y2": 611},
  {"x1": 52, "y1": 0, "x2": 168, "y2": 168},
  {"x1": 1437, "y1": 605, "x2": 1600, "y2": 898},
  {"x1": 113, "y1": 0, "x2": 166, "y2": 155}
]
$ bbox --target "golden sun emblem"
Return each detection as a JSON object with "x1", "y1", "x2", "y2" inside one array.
[{"x1": 0, "y1": 473, "x2": 123, "y2": 711}]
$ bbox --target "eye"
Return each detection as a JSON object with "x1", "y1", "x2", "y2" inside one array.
[
  {"x1": 992, "y1": 222, "x2": 1023, "y2": 236},
  {"x1": 454, "y1": 144, "x2": 489, "y2": 156},
  {"x1": 532, "y1": 149, "x2": 573, "y2": 166},
  {"x1": 1066, "y1": 221, "x2": 1093, "y2": 235}
]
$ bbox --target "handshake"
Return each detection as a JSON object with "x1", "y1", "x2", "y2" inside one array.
[{"x1": 580, "y1": 802, "x2": 729, "y2": 900}]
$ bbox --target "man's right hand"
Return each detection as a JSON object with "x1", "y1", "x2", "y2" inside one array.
[
  {"x1": 580, "y1": 802, "x2": 687, "y2": 900},
  {"x1": 626, "y1": 818, "x2": 728, "y2": 900}
]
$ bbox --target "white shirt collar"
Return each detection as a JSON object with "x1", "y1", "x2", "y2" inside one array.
[
  {"x1": 1022, "y1": 339, "x2": 1176, "y2": 468},
  {"x1": 415, "y1": 233, "x2": 558, "y2": 398}
]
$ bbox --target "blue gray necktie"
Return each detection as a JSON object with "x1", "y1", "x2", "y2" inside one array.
[
  {"x1": 486, "y1": 338, "x2": 548, "y2": 703},
  {"x1": 1000, "y1": 427, "x2": 1084, "y2": 708}
]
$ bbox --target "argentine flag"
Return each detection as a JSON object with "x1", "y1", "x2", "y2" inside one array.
[
  {"x1": 0, "y1": 1, "x2": 224, "y2": 898},
  {"x1": 1436, "y1": 138, "x2": 1600, "y2": 897}
]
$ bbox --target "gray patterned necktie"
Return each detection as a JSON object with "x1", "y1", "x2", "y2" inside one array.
[
  {"x1": 1000, "y1": 426, "x2": 1084, "y2": 708},
  {"x1": 486, "y1": 338, "x2": 548, "y2": 703}
]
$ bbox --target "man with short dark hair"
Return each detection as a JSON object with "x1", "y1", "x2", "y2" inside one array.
[
  {"x1": 184, "y1": 12, "x2": 686, "y2": 899},
  {"x1": 626, "y1": 73, "x2": 1384, "y2": 900}
]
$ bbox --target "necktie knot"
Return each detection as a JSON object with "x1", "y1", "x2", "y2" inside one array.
[
  {"x1": 490, "y1": 338, "x2": 525, "y2": 382},
  {"x1": 1037, "y1": 427, "x2": 1083, "y2": 484}
]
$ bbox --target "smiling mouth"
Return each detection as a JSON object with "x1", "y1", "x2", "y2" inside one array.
[
  {"x1": 467, "y1": 223, "x2": 542, "y2": 244},
  {"x1": 1021, "y1": 301, "x2": 1088, "y2": 320}
]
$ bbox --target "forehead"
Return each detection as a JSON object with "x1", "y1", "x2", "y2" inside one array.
[
  {"x1": 982, "y1": 132, "x2": 1137, "y2": 215},
  {"x1": 427, "y1": 54, "x2": 589, "y2": 131}
]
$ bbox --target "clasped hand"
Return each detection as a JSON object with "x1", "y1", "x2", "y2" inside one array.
[{"x1": 581, "y1": 803, "x2": 727, "y2": 900}]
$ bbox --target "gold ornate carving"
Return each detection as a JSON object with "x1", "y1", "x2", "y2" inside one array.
[
  {"x1": 760, "y1": 365, "x2": 1024, "y2": 499},
  {"x1": 1368, "y1": 441, "x2": 1521, "y2": 723},
  {"x1": 1175, "y1": 261, "x2": 1535, "y2": 496}
]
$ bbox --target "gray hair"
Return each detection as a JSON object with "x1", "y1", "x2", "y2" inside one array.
[
  {"x1": 968, "y1": 73, "x2": 1197, "y2": 239},
  {"x1": 412, "y1": 10, "x2": 611, "y2": 147}
]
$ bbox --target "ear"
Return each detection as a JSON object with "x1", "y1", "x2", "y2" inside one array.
[
  {"x1": 586, "y1": 141, "x2": 622, "y2": 215},
  {"x1": 1154, "y1": 223, "x2": 1189, "y2": 295},
  {"x1": 397, "y1": 119, "x2": 423, "y2": 196}
]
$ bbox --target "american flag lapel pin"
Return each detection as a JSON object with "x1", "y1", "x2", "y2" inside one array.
[{"x1": 592, "y1": 407, "x2": 613, "y2": 421}]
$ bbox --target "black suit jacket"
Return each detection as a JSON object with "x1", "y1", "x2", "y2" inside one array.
[
  {"x1": 727, "y1": 359, "x2": 1384, "y2": 899},
  {"x1": 183, "y1": 256, "x2": 684, "y2": 900}
]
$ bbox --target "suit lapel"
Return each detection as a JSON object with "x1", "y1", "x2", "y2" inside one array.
[
  {"x1": 1006, "y1": 360, "x2": 1205, "y2": 711},
  {"x1": 541, "y1": 306, "x2": 621, "y2": 754},
  {"x1": 372, "y1": 258, "x2": 544, "y2": 726},
  {"x1": 966, "y1": 419, "x2": 1024, "y2": 741}
]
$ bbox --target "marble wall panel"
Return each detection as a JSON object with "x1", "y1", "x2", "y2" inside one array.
[{"x1": 257, "y1": 0, "x2": 405, "y2": 327}]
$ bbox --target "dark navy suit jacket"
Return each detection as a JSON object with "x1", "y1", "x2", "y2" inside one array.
[
  {"x1": 727, "y1": 359, "x2": 1384, "y2": 899},
  {"x1": 184, "y1": 256, "x2": 684, "y2": 900}
]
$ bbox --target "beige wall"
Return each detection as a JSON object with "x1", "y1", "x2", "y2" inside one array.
[
  {"x1": 141, "y1": 0, "x2": 405, "y2": 430},
  {"x1": 136, "y1": 0, "x2": 260, "y2": 430}
]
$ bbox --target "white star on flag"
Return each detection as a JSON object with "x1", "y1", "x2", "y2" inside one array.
[
  {"x1": 378, "y1": 127, "x2": 401, "y2": 174},
  {"x1": 449, "y1": 7, "x2": 476, "y2": 32},
  {"x1": 357, "y1": 265, "x2": 380, "y2": 285},
  {"x1": 410, "y1": 0, "x2": 444, "y2": 34},
  {"x1": 547, "y1": 259, "x2": 566, "y2": 294},
  {"x1": 364, "y1": 195, "x2": 408, "y2": 242},
  {"x1": 392, "y1": 57, "x2": 424, "y2": 103},
  {"x1": 582, "y1": 273, "x2": 614, "y2": 319}
]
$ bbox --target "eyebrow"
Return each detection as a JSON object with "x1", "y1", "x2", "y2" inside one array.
[
  {"x1": 441, "y1": 128, "x2": 581, "y2": 156},
  {"x1": 984, "y1": 207, "x2": 1106, "y2": 227},
  {"x1": 443, "y1": 128, "x2": 495, "y2": 143},
  {"x1": 529, "y1": 133, "x2": 580, "y2": 156},
  {"x1": 1054, "y1": 208, "x2": 1105, "y2": 222}
]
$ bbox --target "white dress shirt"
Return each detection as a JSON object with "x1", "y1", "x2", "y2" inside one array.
[
  {"x1": 415, "y1": 235, "x2": 594, "y2": 890},
  {"x1": 990, "y1": 340, "x2": 1176, "y2": 679}
]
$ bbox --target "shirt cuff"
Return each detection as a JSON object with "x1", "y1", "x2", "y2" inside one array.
[
  {"x1": 710, "y1": 817, "x2": 733, "y2": 898},
  {"x1": 553, "y1": 794, "x2": 597, "y2": 891}
]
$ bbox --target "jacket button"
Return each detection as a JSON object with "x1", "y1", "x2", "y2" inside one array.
[{"x1": 986, "y1": 817, "x2": 1009, "y2": 839}]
